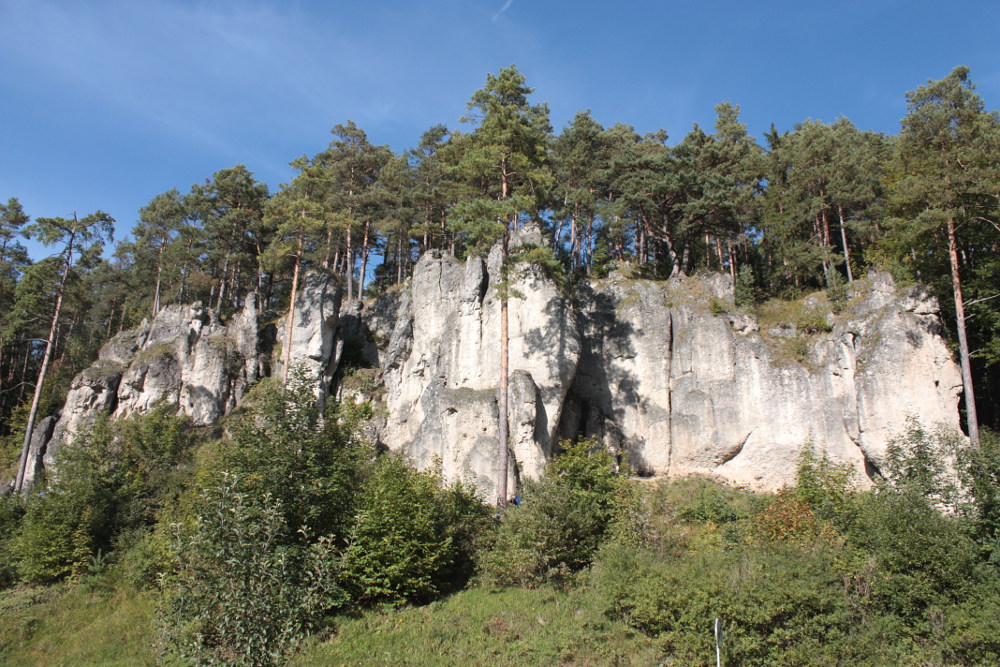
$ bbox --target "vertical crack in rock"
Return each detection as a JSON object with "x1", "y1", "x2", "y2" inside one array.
[{"x1": 665, "y1": 307, "x2": 674, "y2": 477}]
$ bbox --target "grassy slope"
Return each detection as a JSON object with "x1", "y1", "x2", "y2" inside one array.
[
  {"x1": 0, "y1": 580, "x2": 662, "y2": 666},
  {"x1": 295, "y1": 585, "x2": 661, "y2": 666},
  {"x1": 0, "y1": 582, "x2": 168, "y2": 666}
]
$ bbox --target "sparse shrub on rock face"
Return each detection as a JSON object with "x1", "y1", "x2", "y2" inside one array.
[
  {"x1": 734, "y1": 263, "x2": 761, "y2": 308},
  {"x1": 792, "y1": 445, "x2": 856, "y2": 528},
  {"x1": 883, "y1": 417, "x2": 961, "y2": 505}
]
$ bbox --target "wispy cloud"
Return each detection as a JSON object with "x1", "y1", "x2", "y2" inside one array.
[
  {"x1": 0, "y1": 1, "x2": 377, "y2": 157},
  {"x1": 492, "y1": 0, "x2": 514, "y2": 21}
]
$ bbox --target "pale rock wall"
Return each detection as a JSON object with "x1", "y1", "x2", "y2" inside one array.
[
  {"x1": 370, "y1": 232, "x2": 580, "y2": 500},
  {"x1": 35, "y1": 298, "x2": 262, "y2": 479},
  {"x1": 360, "y1": 260, "x2": 962, "y2": 492},
  {"x1": 274, "y1": 273, "x2": 341, "y2": 406},
  {"x1": 22, "y1": 244, "x2": 964, "y2": 496}
]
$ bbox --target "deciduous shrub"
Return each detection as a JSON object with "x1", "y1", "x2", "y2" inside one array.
[
  {"x1": 160, "y1": 471, "x2": 343, "y2": 666},
  {"x1": 342, "y1": 456, "x2": 487, "y2": 604},
  {"x1": 480, "y1": 438, "x2": 628, "y2": 586},
  {"x1": 793, "y1": 444, "x2": 856, "y2": 528},
  {"x1": 13, "y1": 417, "x2": 123, "y2": 583},
  {"x1": 10, "y1": 406, "x2": 195, "y2": 585},
  {"x1": 0, "y1": 494, "x2": 24, "y2": 586}
]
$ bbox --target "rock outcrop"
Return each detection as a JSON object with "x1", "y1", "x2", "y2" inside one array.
[
  {"x1": 553, "y1": 274, "x2": 961, "y2": 488},
  {"x1": 37, "y1": 299, "x2": 258, "y2": 477},
  {"x1": 21, "y1": 243, "x2": 964, "y2": 495},
  {"x1": 361, "y1": 237, "x2": 580, "y2": 500},
  {"x1": 347, "y1": 255, "x2": 961, "y2": 492}
]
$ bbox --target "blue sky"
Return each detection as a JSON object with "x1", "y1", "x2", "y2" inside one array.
[{"x1": 2, "y1": 0, "x2": 999, "y2": 258}]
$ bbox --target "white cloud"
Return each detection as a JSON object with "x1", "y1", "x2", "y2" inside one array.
[{"x1": 492, "y1": 0, "x2": 514, "y2": 21}]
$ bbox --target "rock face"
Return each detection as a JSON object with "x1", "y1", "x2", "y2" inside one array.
[
  {"x1": 22, "y1": 244, "x2": 964, "y2": 495},
  {"x1": 275, "y1": 273, "x2": 342, "y2": 406},
  {"x1": 356, "y1": 234, "x2": 580, "y2": 501},
  {"x1": 554, "y1": 274, "x2": 961, "y2": 489},
  {"x1": 350, "y1": 258, "x2": 961, "y2": 492},
  {"x1": 33, "y1": 299, "x2": 262, "y2": 479}
]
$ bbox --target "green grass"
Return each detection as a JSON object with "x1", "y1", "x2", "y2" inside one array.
[
  {"x1": 0, "y1": 578, "x2": 661, "y2": 666},
  {"x1": 295, "y1": 585, "x2": 662, "y2": 666},
  {"x1": 751, "y1": 294, "x2": 835, "y2": 367},
  {"x1": 0, "y1": 579, "x2": 168, "y2": 666}
]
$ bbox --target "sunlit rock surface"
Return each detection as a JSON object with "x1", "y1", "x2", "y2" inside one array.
[{"x1": 26, "y1": 240, "x2": 963, "y2": 495}]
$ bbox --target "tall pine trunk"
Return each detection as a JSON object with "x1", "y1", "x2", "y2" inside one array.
[
  {"x1": 15, "y1": 232, "x2": 75, "y2": 491},
  {"x1": 358, "y1": 220, "x2": 370, "y2": 297},
  {"x1": 346, "y1": 225, "x2": 353, "y2": 301},
  {"x1": 282, "y1": 228, "x2": 304, "y2": 386},
  {"x1": 497, "y1": 229, "x2": 510, "y2": 507},
  {"x1": 497, "y1": 168, "x2": 512, "y2": 508},
  {"x1": 947, "y1": 216, "x2": 980, "y2": 446},
  {"x1": 837, "y1": 205, "x2": 854, "y2": 284}
]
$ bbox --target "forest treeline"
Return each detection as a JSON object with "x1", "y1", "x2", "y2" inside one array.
[{"x1": 1, "y1": 64, "x2": 999, "y2": 461}]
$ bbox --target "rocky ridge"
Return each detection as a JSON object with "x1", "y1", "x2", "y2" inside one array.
[{"x1": 20, "y1": 239, "x2": 963, "y2": 498}]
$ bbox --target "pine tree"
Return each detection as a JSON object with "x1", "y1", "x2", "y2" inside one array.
[
  {"x1": 264, "y1": 165, "x2": 330, "y2": 385},
  {"x1": 449, "y1": 66, "x2": 553, "y2": 506},
  {"x1": 15, "y1": 211, "x2": 114, "y2": 491},
  {"x1": 892, "y1": 66, "x2": 1000, "y2": 447},
  {"x1": 135, "y1": 189, "x2": 189, "y2": 315}
]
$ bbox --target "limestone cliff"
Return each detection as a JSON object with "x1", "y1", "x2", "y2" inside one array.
[
  {"x1": 21, "y1": 246, "x2": 963, "y2": 497},
  {"x1": 344, "y1": 253, "x2": 961, "y2": 497}
]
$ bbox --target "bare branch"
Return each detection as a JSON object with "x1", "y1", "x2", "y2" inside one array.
[
  {"x1": 971, "y1": 216, "x2": 1000, "y2": 233},
  {"x1": 965, "y1": 293, "x2": 1000, "y2": 307}
]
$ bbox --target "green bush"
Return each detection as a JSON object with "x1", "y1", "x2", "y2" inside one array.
[
  {"x1": 675, "y1": 477, "x2": 749, "y2": 525},
  {"x1": 342, "y1": 456, "x2": 487, "y2": 605},
  {"x1": 10, "y1": 406, "x2": 196, "y2": 586},
  {"x1": 13, "y1": 418, "x2": 123, "y2": 583},
  {"x1": 793, "y1": 445, "x2": 857, "y2": 530},
  {"x1": 479, "y1": 439, "x2": 628, "y2": 586},
  {"x1": 158, "y1": 373, "x2": 358, "y2": 665},
  {"x1": 850, "y1": 490, "x2": 979, "y2": 620},
  {"x1": 219, "y1": 375, "x2": 366, "y2": 542},
  {"x1": 594, "y1": 536, "x2": 854, "y2": 665},
  {"x1": 0, "y1": 495, "x2": 25, "y2": 586},
  {"x1": 883, "y1": 417, "x2": 959, "y2": 504},
  {"x1": 954, "y1": 428, "x2": 1000, "y2": 564},
  {"x1": 734, "y1": 263, "x2": 761, "y2": 308},
  {"x1": 159, "y1": 372, "x2": 489, "y2": 662},
  {"x1": 160, "y1": 472, "x2": 344, "y2": 666}
]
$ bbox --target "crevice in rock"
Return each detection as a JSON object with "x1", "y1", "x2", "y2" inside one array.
[
  {"x1": 665, "y1": 308, "x2": 675, "y2": 477},
  {"x1": 106, "y1": 374, "x2": 122, "y2": 415},
  {"x1": 863, "y1": 451, "x2": 883, "y2": 482},
  {"x1": 476, "y1": 258, "x2": 488, "y2": 305}
]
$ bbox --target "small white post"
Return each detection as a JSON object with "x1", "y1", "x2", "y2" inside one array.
[{"x1": 714, "y1": 618, "x2": 723, "y2": 667}]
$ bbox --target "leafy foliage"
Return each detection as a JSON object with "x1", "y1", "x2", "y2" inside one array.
[
  {"x1": 10, "y1": 409, "x2": 194, "y2": 584},
  {"x1": 157, "y1": 373, "x2": 358, "y2": 664},
  {"x1": 156, "y1": 372, "x2": 488, "y2": 664},
  {"x1": 479, "y1": 438, "x2": 628, "y2": 586},
  {"x1": 159, "y1": 472, "x2": 343, "y2": 666},
  {"x1": 342, "y1": 456, "x2": 487, "y2": 604}
]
